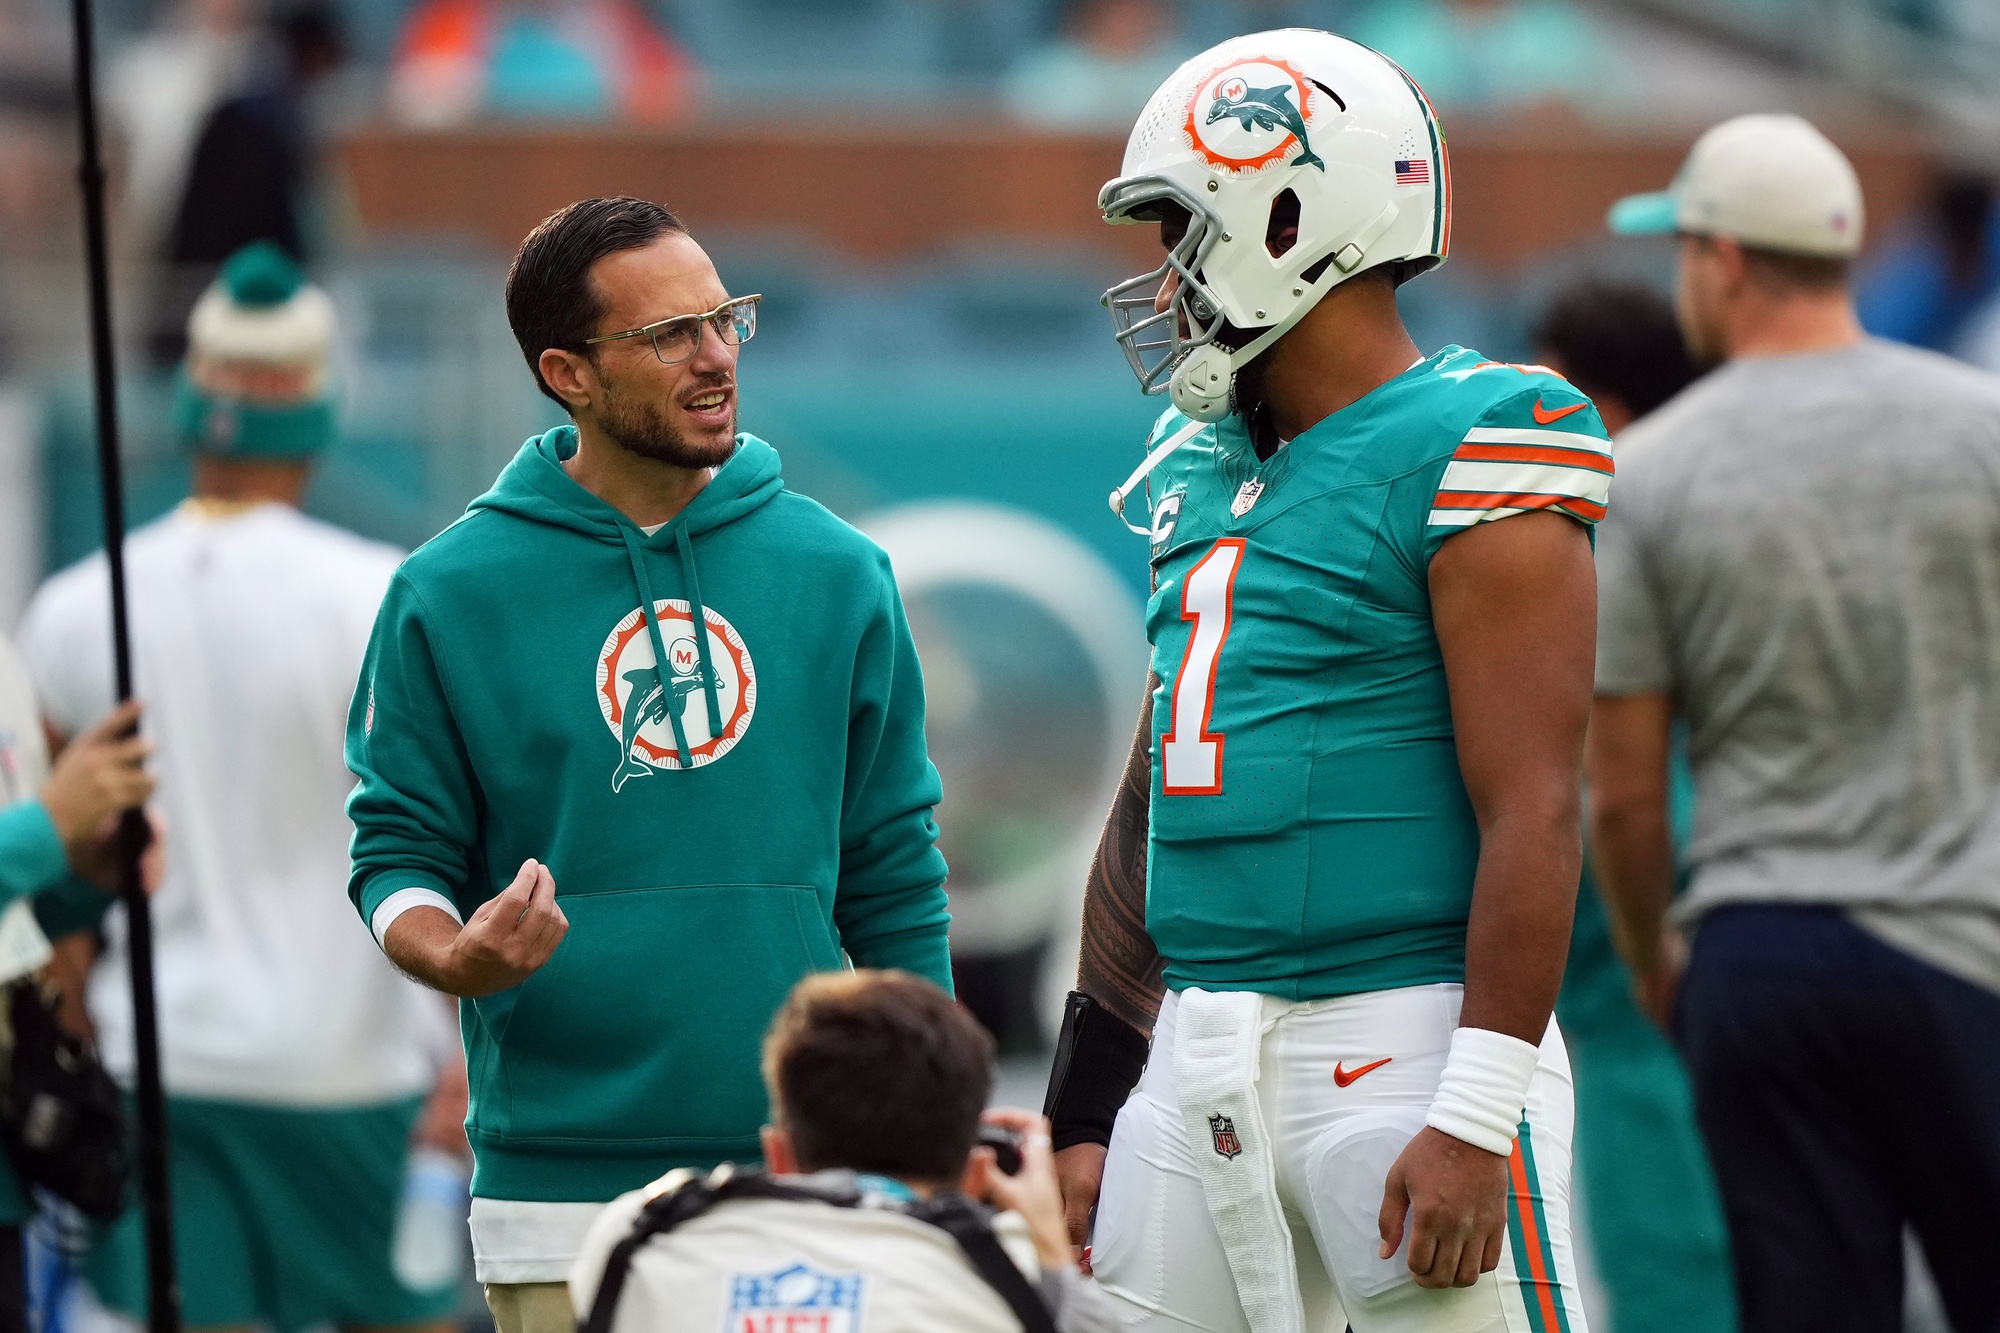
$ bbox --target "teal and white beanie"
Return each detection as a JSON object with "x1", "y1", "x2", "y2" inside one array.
[{"x1": 171, "y1": 241, "x2": 337, "y2": 459}]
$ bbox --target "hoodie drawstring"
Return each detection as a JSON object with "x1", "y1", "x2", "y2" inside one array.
[
  {"x1": 618, "y1": 527, "x2": 693, "y2": 765},
  {"x1": 617, "y1": 524, "x2": 725, "y2": 767},
  {"x1": 675, "y1": 526, "x2": 725, "y2": 739}
]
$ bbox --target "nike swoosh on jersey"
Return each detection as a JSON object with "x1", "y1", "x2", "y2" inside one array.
[
  {"x1": 1531, "y1": 399, "x2": 1588, "y2": 425},
  {"x1": 1333, "y1": 1056, "x2": 1392, "y2": 1087}
]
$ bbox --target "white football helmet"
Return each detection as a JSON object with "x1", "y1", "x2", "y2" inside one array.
[{"x1": 1100, "y1": 29, "x2": 1452, "y2": 423}]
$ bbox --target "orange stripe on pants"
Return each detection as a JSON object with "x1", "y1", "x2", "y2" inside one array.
[{"x1": 1509, "y1": 1140, "x2": 1563, "y2": 1333}]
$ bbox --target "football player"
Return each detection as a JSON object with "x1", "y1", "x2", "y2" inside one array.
[{"x1": 1043, "y1": 30, "x2": 1605, "y2": 1333}]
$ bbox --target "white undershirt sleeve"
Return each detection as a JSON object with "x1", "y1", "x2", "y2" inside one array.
[{"x1": 370, "y1": 887, "x2": 463, "y2": 950}]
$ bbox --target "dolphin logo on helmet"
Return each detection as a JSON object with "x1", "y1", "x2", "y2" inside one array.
[
  {"x1": 1203, "y1": 78, "x2": 1325, "y2": 172},
  {"x1": 1098, "y1": 29, "x2": 1451, "y2": 455}
]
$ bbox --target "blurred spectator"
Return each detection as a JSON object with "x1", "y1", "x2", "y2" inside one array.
[
  {"x1": 0, "y1": 0, "x2": 70, "y2": 353},
  {"x1": 107, "y1": 0, "x2": 257, "y2": 262},
  {"x1": 1181, "y1": 0, "x2": 1350, "y2": 49},
  {"x1": 1595, "y1": 115, "x2": 2000, "y2": 1333},
  {"x1": 0, "y1": 646, "x2": 154, "y2": 1333},
  {"x1": 1531, "y1": 280, "x2": 1735, "y2": 1333},
  {"x1": 1856, "y1": 169, "x2": 2000, "y2": 357},
  {"x1": 1532, "y1": 279, "x2": 1698, "y2": 433},
  {"x1": 571, "y1": 970, "x2": 1118, "y2": 1333},
  {"x1": 1880, "y1": 0, "x2": 1947, "y2": 36},
  {"x1": 19, "y1": 244, "x2": 466, "y2": 1333},
  {"x1": 1346, "y1": 0, "x2": 1615, "y2": 111},
  {"x1": 388, "y1": 0, "x2": 696, "y2": 127},
  {"x1": 148, "y1": 1, "x2": 348, "y2": 365},
  {"x1": 1002, "y1": 0, "x2": 1190, "y2": 131},
  {"x1": 0, "y1": 0, "x2": 68, "y2": 119}
]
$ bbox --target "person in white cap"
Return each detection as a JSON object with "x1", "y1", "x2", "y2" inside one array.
[
  {"x1": 19, "y1": 242, "x2": 465, "y2": 1333},
  {"x1": 1591, "y1": 113, "x2": 2000, "y2": 1333}
]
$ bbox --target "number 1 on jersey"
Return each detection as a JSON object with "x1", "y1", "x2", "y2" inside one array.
[{"x1": 1162, "y1": 539, "x2": 1244, "y2": 795}]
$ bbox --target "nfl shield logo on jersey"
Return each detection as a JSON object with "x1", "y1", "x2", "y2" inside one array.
[
  {"x1": 1230, "y1": 479, "x2": 1265, "y2": 518},
  {"x1": 1209, "y1": 1113, "x2": 1243, "y2": 1159},
  {"x1": 727, "y1": 1262, "x2": 863, "y2": 1332}
]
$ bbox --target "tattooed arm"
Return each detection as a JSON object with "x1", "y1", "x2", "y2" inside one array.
[
  {"x1": 1077, "y1": 682, "x2": 1165, "y2": 1034},
  {"x1": 1054, "y1": 681, "x2": 1163, "y2": 1263}
]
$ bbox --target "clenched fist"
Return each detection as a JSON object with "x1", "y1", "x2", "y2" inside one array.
[{"x1": 384, "y1": 858, "x2": 569, "y2": 999}]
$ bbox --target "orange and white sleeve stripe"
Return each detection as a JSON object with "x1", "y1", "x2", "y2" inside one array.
[{"x1": 1427, "y1": 426, "x2": 1614, "y2": 528}]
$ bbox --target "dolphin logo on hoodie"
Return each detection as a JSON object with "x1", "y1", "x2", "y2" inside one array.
[
  {"x1": 611, "y1": 645, "x2": 712, "y2": 791},
  {"x1": 598, "y1": 602, "x2": 758, "y2": 788}
]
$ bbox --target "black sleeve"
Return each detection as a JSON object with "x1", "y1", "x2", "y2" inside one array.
[{"x1": 1043, "y1": 991, "x2": 1151, "y2": 1152}]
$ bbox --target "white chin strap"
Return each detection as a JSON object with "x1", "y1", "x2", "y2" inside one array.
[
  {"x1": 1110, "y1": 417, "x2": 1208, "y2": 534},
  {"x1": 1108, "y1": 200, "x2": 1401, "y2": 535},
  {"x1": 1168, "y1": 201, "x2": 1402, "y2": 425}
]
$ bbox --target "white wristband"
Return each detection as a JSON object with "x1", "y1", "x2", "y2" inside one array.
[{"x1": 1425, "y1": 1026, "x2": 1540, "y2": 1157}]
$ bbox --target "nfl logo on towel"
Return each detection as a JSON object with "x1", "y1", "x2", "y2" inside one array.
[
  {"x1": 727, "y1": 1263, "x2": 863, "y2": 1332},
  {"x1": 1209, "y1": 1113, "x2": 1243, "y2": 1159}
]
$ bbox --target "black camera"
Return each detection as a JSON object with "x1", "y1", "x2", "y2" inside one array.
[{"x1": 977, "y1": 1123, "x2": 1023, "y2": 1176}]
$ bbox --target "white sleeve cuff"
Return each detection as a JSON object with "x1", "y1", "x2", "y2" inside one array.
[{"x1": 371, "y1": 887, "x2": 463, "y2": 949}]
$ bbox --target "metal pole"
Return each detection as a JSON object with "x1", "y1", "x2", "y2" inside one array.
[{"x1": 64, "y1": 0, "x2": 180, "y2": 1327}]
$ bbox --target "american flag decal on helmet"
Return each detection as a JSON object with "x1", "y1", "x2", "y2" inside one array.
[{"x1": 1395, "y1": 158, "x2": 1430, "y2": 185}]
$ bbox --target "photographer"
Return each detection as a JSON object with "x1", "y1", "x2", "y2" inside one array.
[{"x1": 570, "y1": 971, "x2": 1118, "y2": 1333}]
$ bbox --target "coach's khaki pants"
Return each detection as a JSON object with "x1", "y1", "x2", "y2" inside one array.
[{"x1": 485, "y1": 1281, "x2": 575, "y2": 1333}]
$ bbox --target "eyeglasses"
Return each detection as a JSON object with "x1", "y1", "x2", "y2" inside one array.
[{"x1": 584, "y1": 294, "x2": 762, "y2": 365}]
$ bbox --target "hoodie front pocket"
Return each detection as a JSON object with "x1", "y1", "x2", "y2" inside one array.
[{"x1": 490, "y1": 883, "x2": 838, "y2": 1145}]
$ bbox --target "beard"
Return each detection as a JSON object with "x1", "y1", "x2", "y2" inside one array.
[
  {"x1": 1674, "y1": 279, "x2": 1728, "y2": 371},
  {"x1": 598, "y1": 376, "x2": 738, "y2": 469}
]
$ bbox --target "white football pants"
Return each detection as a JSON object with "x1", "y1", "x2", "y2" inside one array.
[{"x1": 1090, "y1": 983, "x2": 1587, "y2": 1333}]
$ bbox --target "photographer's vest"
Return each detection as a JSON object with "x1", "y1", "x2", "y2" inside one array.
[{"x1": 577, "y1": 1166, "x2": 1058, "y2": 1333}]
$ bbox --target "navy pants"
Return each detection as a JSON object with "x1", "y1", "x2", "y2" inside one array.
[
  {"x1": 0, "y1": 1225, "x2": 18, "y2": 1333},
  {"x1": 1677, "y1": 904, "x2": 2000, "y2": 1333}
]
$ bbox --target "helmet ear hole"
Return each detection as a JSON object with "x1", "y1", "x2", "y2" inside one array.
[{"x1": 1266, "y1": 189, "x2": 1301, "y2": 259}]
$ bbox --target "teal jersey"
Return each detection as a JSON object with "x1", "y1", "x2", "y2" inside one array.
[{"x1": 1141, "y1": 345, "x2": 1612, "y2": 999}]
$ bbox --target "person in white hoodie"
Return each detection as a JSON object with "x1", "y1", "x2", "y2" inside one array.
[{"x1": 19, "y1": 242, "x2": 463, "y2": 1333}]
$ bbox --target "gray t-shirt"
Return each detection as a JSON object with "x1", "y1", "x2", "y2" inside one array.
[{"x1": 1595, "y1": 338, "x2": 2000, "y2": 991}]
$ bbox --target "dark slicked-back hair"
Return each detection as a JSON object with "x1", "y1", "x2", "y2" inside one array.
[
  {"x1": 505, "y1": 197, "x2": 686, "y2": 408},
  {"x1": 1531, "y1": 280, "x2": 1700, "y2": 421},
  {"x1": 763, "y1": 970, "x2": 995, "y2": 1188}
]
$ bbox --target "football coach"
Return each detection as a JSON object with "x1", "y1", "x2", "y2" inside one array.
[{"x1": 344, "y1": 197, "x2": 953, "y2": 1333}]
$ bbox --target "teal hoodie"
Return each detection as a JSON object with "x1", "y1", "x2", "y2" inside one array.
[{"x1": 345, "y1": 427, "x2": 951, "y2": 1202}]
